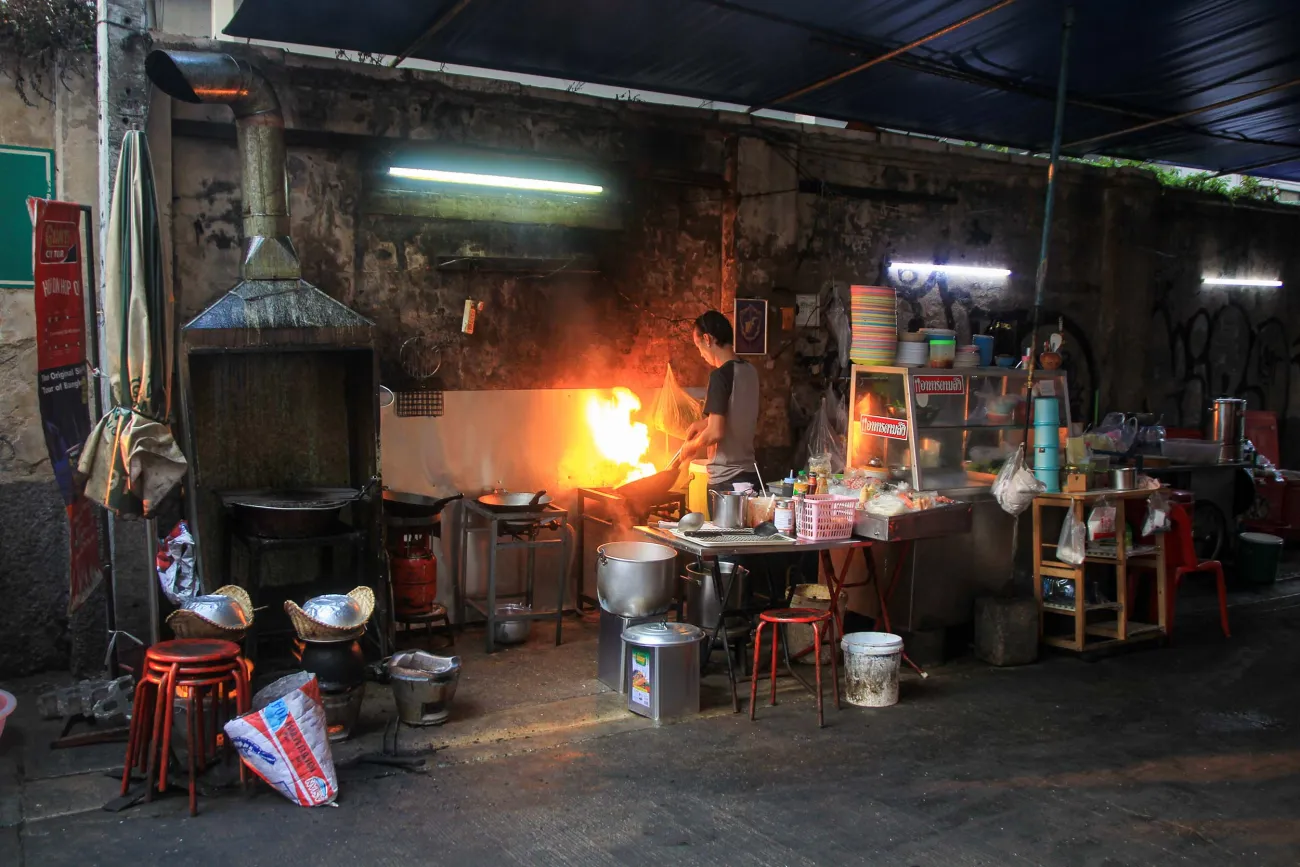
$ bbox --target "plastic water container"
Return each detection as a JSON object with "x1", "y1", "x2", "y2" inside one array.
[
  {"x1": 1034, "y1": 467, "x2": 1061, "y2": 493},
  {"x1": 1033, "y1": 424, "x2": 1061, "y2": 447},
  {"x1": 1032, "y1": 444, "x2": 1060, "y2": 469},
  {"x1": 1033, "y1": 396, "x2": 1060, "y2": 426},
  {"x1": 972, "y1": 334, "x2": 994, "y2": 367},
  {"x1": 841, "y1": 632, "x2": 904, "y2": 707}
]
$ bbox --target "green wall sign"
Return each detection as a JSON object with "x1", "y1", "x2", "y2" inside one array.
[{"x1": 0, "y1": 145, "x2": 55, "y2": 288}]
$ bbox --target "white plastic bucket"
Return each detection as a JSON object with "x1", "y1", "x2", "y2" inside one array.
[
  {"x1": 841, "y1": 632, "x2": 904, "y2": 707},
  {"x1": 0, "y1": 689, "x2": 15, "y2": 741}
]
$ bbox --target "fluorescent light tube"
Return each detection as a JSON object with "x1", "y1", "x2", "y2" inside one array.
[
  {"x1": 890, "y1": 262, "x2": 1011, "y2": 278},
  {"x1": 1201, "y1": 277, "x2": 1282, "y2": 287},
  {"x1": 388, "y1": 166, "x2": 603, "y2": 195}
]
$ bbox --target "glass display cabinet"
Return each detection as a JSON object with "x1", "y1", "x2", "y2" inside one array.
[{"x1": 847, "y1": 366, "x2": 1073, "y2": 496}]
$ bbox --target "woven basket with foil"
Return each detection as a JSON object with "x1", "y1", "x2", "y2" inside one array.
[
  {"x1": 284, "y1": 586, "x2": 375, "y2": 642},
  {"x1": 166, "y1": 585, "x2": 254, "y2": 641}
]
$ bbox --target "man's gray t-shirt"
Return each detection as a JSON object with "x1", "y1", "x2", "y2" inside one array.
[{"x1": 703, "y1": 359, "x2": 759, "y2": 485}]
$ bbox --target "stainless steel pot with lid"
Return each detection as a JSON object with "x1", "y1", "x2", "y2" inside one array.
[{"x1": 621, "y1": 621, "x2": 705, "y2": 646}]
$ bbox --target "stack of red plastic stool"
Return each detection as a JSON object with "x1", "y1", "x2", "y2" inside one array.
[
  {"x1": 750, "y1": 608, "x2": 839, "y2": 728},
  {"x1": 121, "y1": 639, "x2": 251, "y2": 816}
]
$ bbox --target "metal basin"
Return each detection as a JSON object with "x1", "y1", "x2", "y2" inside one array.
[
  {"x1": 182, "y1": 594, "x2": 249, "y2": 629},
  {"x1": 302, "y1": 594, "x2": 368, "y2": 630},
  {"x1": 388, "y1": 651, "x2": 462, "y2": 726},
  {"x1": 597, "y1": 541, "x2": 678, "y2": 618},
  {"x1": 682, "y1": 562, "x2": 748, "y2": 629},
  {"x1": 494, "y1": 603, "x2": 532, "y2": 645}
]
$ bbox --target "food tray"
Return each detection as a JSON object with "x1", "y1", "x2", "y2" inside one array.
[
  {"x1": 669, "y1": 529, "x2": 797, "y2": 547},
  {"x1": 853, "y1": 501, "x2": 973, "y2": 542}
]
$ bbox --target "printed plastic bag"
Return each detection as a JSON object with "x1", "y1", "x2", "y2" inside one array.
[
  {"x1": 992, "y1": 444, "x2": 1045, "y2": 516},
  {"x1": 1087, "y1": 498, "x2": 1117, "y2": 541},
  {"x1": 649, "y1": 363, "x2": 702, "y2": 441},
  {"x1": 1057, "y1": 509, "x2": 1087, "y2": 565},
  {"x1": 156, "y1": 521, "x2": 198, "y2": 606},
  {"x1": 1142, "y1": 490, "x2": 1171, "y2": 536},
  {"x1": 224, "y1": 672, "x2": 338, "y2": 807}
]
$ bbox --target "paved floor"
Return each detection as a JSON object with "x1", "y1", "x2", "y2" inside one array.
[{"x1": 3, "y1": 584, "x2": 1299, "y2": 867}]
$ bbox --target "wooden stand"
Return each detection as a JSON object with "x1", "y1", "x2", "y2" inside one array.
[{"x1": 1032, "y1": 490, "x2": 1167, "y2": 653}]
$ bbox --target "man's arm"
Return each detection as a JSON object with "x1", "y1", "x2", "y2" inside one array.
[{"x1": 681, "y1": 413, "x2": 726, "y2": 462}]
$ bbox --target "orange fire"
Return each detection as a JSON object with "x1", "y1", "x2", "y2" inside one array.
[{"x1": 587, "y1": 388, "x2": 657, "y2": 486}]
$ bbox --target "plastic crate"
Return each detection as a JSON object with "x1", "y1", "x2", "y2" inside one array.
[{"x1": 796, "y1": 495, "x2": 858, "y2": 541}]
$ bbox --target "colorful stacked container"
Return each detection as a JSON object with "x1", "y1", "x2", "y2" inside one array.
[
  {"x1": 1031, "y1": 396, "x2": 1061, "y2": 492},
  {"x1": 850, "y1": 285, "x2": 898, "y2": 365}
]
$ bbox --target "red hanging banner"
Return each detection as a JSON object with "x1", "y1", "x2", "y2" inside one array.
[{"x1": 29, "y1": 198, "x2": 102, "y2": 613}]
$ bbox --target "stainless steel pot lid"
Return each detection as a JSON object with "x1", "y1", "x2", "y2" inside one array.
[{"x1": 621, "y1": 621, "x2": 705, "y2": 646}]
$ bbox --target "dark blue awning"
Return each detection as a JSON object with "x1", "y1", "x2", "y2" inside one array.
[{"x1": 224, "y1": 0, "x2": 1300, "y2": 180}]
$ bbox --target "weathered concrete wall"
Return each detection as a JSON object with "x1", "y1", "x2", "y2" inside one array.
[{"x1": 0, "y1": 67, "x2": 103, "y2": 677}]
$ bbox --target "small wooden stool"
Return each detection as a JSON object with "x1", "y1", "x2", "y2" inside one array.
[
  {"x1": 121, "y1": 639, "x2": 251, "y2": 816},
  {"x1": 750, "y1": 608, "x2": 839, "y2": 728}
]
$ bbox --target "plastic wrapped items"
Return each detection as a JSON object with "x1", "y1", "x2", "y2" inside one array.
[
  {"x1": 992, "y1": 445, "x2": 1045, "y2": 516},
  {"x1": 802, "y1": 393, "x2": 847, "y2": 474},
  {"x1": 1057, "y1": 509, "x2": 1087, "y2": 565},
  {"x1": 648, "y1": 363, "x2": 701, "y2": 441},
  {"x1": 224, "y1": 673, "x2": 338, "y2": 807},
  {"x1": 156, "y1": 521, "x2": 198, "y2": 606},
  {"x1": 1142, "y1": 490, "x2": 1172, "y2": 536}
]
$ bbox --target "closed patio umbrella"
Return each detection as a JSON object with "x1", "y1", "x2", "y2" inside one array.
[{"x1": 78, "y1": 130, "x2": 186, "y2": 517}]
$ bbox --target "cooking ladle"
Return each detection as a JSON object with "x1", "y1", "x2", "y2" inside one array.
[
  {"x1": 677, "y1": 511, "x2": 706, "y2": 532},
  {"x1": 528, "y1": 489, "x2": 548, "y2": 507},
  {"x1": 752, "y1": 521, "x2": 782, "y2": 538}
]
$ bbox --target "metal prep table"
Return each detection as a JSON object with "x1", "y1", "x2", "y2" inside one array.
[{"x1": 458, "y1": 498, "x2": 574, "y2": 653}]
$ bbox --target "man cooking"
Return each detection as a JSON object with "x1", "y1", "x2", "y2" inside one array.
[{"x1": 681, "y1": 310, "x2": 761, "y2": 496}]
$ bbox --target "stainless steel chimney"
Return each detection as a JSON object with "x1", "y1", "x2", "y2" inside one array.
[{"x1": 146, "y1": 49, "x2": 298, "y2": 282}]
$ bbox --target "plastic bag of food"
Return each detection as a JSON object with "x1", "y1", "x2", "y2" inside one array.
[
  {"x1": 992, "y1": 444, "x2": 1044, "y2": 516},
  {"x1": 866, "y1": 493, "x2": 909, "y2": 516},
  {"x1": 1142, "y1": 490, "x2": 1171, "y2": 536},
  {"x1": 649, "y1": 363, "x2": 701, "y2": 441},
  {"x1": 156, "y1": 521, "x2": 198, "y2": 606},
  {"x1": 1057, "y1": 508, "x2": 1087, "y2": 565},
  {"x1": 1087, "y1": 498, "x2": 1117, "y2": 541},
  {"x1": 224, "y1": 672, "x2": 338, "y2": 807}
]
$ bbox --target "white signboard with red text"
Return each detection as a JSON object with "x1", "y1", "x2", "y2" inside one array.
[{"x1": 860, "y1": 414, "x2": 909, "y2": 440}]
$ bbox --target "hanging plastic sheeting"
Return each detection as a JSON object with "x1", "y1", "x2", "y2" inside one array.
[
  {"x1": 796, "y1": 389, "x2": 848, "y2": 474},
  {"x1": 648, "y1": 363, "x2": 701, "y2": 441},
  {"x1": 825, "y1": 292, "x2": 851, "y2": 373}
]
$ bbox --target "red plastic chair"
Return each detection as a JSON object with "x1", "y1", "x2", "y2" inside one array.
[{"x1": 1131, "y1": 505, "x2": 1230, "y2": 640}]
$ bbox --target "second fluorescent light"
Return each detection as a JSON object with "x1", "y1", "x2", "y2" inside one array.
[
  {"x1": 1202, "y1": 277, "x2": 1283, "y2": 287},
  {"x1": 388, "y1": 166, "x2": 603, "y2": 195},
  {"x1": 890, "y1": 262, "x2": 1011, "y2": 278}
]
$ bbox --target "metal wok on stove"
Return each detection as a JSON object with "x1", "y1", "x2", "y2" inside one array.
[
  {"x1": 476, "y1": 491, "x2": 553, "y2": 513},
  {"x1": 221, "y1": 484, "x2": 375, "y2": 538}
]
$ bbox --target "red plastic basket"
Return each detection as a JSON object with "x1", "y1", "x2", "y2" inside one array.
[{"x1": 796, "y1": 495, "x2": 858, "y2": 541}]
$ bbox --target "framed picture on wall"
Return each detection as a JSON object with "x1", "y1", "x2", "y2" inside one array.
[{"x1": 734, "y1": 298, "x2": 768, "y2": 355}]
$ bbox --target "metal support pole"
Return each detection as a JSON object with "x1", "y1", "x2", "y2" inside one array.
[{"x1": 1025, "y1": 4, "x2": 1075, "y2": 389}]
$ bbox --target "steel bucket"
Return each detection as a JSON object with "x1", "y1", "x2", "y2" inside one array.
[
  {"x1": 596, "y1": 541, "x2": 678, "y2": 617},
  {"x1": 682, "y1": 562, "x2": 748, "y2": 628},
  {"x1": 387, "y1": 651, "x2": 462, "y2": 726}
]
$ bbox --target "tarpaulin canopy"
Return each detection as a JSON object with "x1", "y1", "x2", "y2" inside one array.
[
  {"x1": 78, "y1": 131, "x2": 187, "y2": 518},
  {"x1": 223, "y1": 0, "x2": 1300, "y2": 181}
]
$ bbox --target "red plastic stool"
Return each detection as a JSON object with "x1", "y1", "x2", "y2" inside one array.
[
  {"x1": 121, "y1": 639, "x2": 251, "y2": 816},
  {"x1": 750, "y1": 608, "x2": 839, "y2": 728}
]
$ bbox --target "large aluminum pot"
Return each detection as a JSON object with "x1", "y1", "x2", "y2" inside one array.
[
  {"x1": 597, "y1": 541, "x2": 678, "y2": 617},
  {"x1": 682, "y1": 562, "x2": 748, "y2": 628}
]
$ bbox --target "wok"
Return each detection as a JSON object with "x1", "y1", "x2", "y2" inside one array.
[
  {"x1": 222, "y1": 486, "x2": 369, "y2": 538},
  {"x1": 477, "y1": 491, "x2": 554, "y2": 513},
  {"x1": 382, "y1": 490, "x2": 463, "y2": 519},
  {"x1": 613, "y1": 446, "x2": 685, "y2": 512}
]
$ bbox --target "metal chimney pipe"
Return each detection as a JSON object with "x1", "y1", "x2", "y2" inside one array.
[{"x1": 145, "y1": 49, "x2": 301, "y2": 281}]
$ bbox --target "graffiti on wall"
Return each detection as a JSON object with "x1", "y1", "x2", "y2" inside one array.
[{"x1": 1150, "y1": 297, "x2": 1300, "y2": 433}]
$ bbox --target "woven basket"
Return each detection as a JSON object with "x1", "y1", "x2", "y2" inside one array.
[
  {"x1": 166, "y1": 585, "x2": 254, "y2": 641},
  {"x1": 284, "y1": 586, "x2": 375, "y2": 642}
]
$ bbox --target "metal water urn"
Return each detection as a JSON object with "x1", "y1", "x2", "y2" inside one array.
[{"x1": 1207, "y1": 398, "x2": 1246, "y2": 462}]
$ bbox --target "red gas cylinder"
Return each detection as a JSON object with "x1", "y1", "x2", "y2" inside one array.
[{"x1": 390, "y1": 531, "x2": 437, "y2": 618}]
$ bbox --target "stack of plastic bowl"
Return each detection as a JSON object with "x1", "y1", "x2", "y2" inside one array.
[
  {"x1": 954, "y1": 345, "x2": 980, "y2": 368},
  {"x1": 895, "y1": 334, "x2": 929, "y2": 367},
  {"x1": 850, "y1": 285, "x2": 898, "y2": 365},
  {"x1": 1032, "y1": 396, "x2": 1061, "y2": 492}
]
